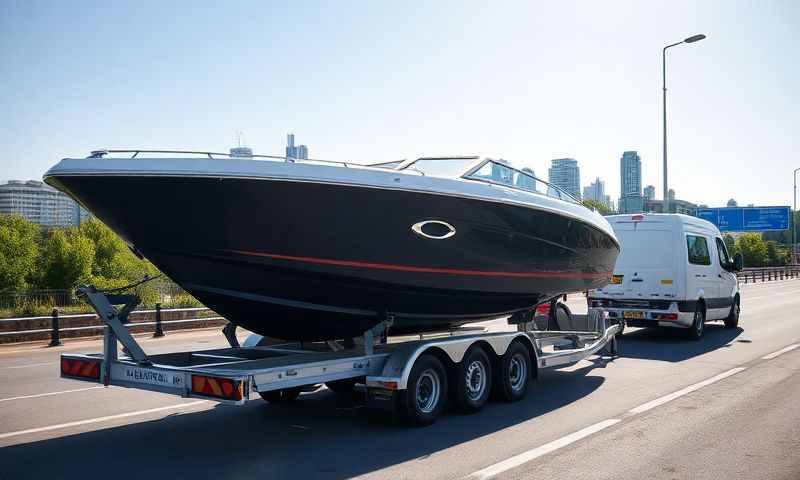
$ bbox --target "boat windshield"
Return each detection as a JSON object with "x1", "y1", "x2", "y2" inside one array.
[
  {"x1": 465, "y1": 160, "x2": 580, "y2": 204},
  {"x1": 400, "y1": 157, "x2": 479, "y2": 178},
  {"x1": 366, "y1": 160, "x2": 405, "y2": 170}
]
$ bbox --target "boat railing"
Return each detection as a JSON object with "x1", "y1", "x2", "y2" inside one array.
[
  {"x1": 463, "y1": 159, "x2": 581, "y2": 204},
  {"x1": 87, "y1": 149, "x2": 361, "y2": 169}
]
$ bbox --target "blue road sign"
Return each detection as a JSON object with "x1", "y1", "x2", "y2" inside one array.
[{"x1": 693, "y1": 206, "x2": 791, "y2": 232}]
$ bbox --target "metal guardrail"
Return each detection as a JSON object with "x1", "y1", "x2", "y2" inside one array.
[
  {"x1": 0, "y1": 304, "x2": 226, "y2": 346},
  {"x1": 739, "y1": 266, "x2": 800, "y2": 284}
]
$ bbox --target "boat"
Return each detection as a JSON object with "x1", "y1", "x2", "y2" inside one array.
[{"x1": 43, "y1": 150, "x2": 619, "y2": 341}]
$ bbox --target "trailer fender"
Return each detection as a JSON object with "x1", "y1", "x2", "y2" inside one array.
[{"x1": 369, "y1": 332, "x2": 536, "y2": 390}]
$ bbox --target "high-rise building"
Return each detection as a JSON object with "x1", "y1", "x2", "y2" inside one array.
[
  {"x1": 548, "y1": 158, "x2": 580, "y2": 199},
  {"x1": 0, "y1": 180, "x2": 88, "y2": 226},
  {"x1": 582, "y1": 177, "x2": 611, "y2": 208},
  {"x1": 643, "y1": 185, "x2": 656, "y2": 200},
  {"x1": 620, "y1": 151, "x2": 642, "y2": 196},
  {"x1": 285, "y1": 133, "x2": 309, "y2": 160},
  {"x1": 619, "y1": 151, "x2": 643, "y2": 213}
]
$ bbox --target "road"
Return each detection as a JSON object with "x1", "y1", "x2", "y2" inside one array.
[{"x1": 0, "y1": 280, "x2": 797, "y2": 479}]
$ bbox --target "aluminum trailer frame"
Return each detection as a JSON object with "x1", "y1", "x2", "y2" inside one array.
[{"x1": 59, "y1": 286, "x2": 620, "y2": 411}]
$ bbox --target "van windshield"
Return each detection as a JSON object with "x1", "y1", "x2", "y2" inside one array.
[{"x1": 614, "y1": 229, "x2": 674, "y2": 269}]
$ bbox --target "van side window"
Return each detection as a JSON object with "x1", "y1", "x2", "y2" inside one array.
[
  {"x1": 715, "y1": 237, "x2": 731, "y2": 269},
  {"x1": 686, "y1": 235, "x2": 711, "y2": 265}
]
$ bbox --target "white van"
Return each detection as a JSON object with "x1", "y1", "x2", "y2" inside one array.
[{"x1": 588, "y1": 214, "x2": 743, "y2": 339}]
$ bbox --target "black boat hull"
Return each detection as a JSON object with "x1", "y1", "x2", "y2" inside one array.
[{"x1": 47, "y1": 174, "x2": 618, "y2": 340}]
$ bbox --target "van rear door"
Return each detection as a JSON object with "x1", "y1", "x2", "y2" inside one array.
[{"x1": 601, "y1": 221, "x2": 679, "y2": 301}]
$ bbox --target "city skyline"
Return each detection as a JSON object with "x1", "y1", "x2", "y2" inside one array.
[
  {"x1": 548, "y1": 158, "x2": 581, "y2": 200},
  {"x1": 1, "y1": 2, "x2": 797, "y2": 208}
]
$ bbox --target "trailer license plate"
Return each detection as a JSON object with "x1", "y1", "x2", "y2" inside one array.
[
  {"x1": 122, "y1": 366, "x2": 184, "y2": 388},
  {"x1": 623, "y1": 311, "x2": 645, "y2": 319}
]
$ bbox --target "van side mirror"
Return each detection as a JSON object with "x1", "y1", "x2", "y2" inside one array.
[{"x1": 732, "y1": 253, "x2": 743, "y2": 272}]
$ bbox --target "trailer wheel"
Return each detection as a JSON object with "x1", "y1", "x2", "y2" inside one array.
[
  {"x1": 495, "y1": 341, "x2": 531, "y2": 402},
  {"x1": 452, "y1": 347, "x2": 493, "y2": 413},
  {"x1": 396, "y1": 354, "x2": 447, "y2": 427},
  {"x1": 259, "y1": 387, "x2": 301, "y2": 403}
]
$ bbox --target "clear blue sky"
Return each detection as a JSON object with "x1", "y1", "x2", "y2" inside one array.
[{"x1": 1, "y1": 0, "x2": 797, "y2": 207}]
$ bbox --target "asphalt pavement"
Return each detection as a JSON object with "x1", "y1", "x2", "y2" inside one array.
[{"x1": 0, "y1": 279, "x2": 797, "y2": 480}]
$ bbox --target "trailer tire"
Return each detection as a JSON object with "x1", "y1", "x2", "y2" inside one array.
[
  {"x1": 259, "y1": 387, "x2": 301, "y2": 403},
  {"x1": 396, "y1": 354, "x2": 448, "y2": 427},
  {"x1": 452, "y1": 347, "x2": 493, "y2": 413},
  {"x1": 494, "y1": 341, "x2": 531, "y2": 402}
]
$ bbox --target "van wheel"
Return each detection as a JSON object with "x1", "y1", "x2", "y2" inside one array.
[
  {"x1": 452, "y1": 347, "x2": 493, "y2": 413},
  {"x1": 495, "y1": 342, "x2": 531, "y2": 402},
  {"x1": 686, "y1": 305, "x2": 705, "y2": 340},
  {"x1": 724, "y1": 298, "x2": 740, "y2": 329},
  {"x1": 396, "y1": 354, "x2": 447, "y2": 427}
]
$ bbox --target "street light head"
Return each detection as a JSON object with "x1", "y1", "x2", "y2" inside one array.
[{"x1": 684, "y1": 34, "x2": 706, "y2": 43}]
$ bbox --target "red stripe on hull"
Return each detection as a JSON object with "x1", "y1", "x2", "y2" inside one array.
[{"x1": 226, "y1": 250, "x2": 611, "y2": 280}]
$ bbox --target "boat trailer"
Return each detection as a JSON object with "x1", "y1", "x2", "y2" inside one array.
[{"x1": 59, "y1": 285, "x2": 620, "y2": 425}]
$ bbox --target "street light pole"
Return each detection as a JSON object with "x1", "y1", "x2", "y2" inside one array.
[
  {"x1": 794, "y1": 167, "x2": 799, "y2": 264},
  {"x1": 662, "y1": 34, "x2": 706, "y2": 214}
]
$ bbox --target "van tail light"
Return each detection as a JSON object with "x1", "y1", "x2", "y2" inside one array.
[
  {"x1": 535, "y1": 304, "x2": 550, "y2": 315},
  {"x1": 655, "y1": 313, "x2": 678, "y2": 321}
]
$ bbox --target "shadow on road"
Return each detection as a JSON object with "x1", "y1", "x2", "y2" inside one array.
[
  {"x1": 619, "y1": 323, "x2": 744, "y2": 362},
  {"x1": 0, "y1": 361, "x2": 610, "y2": 479}
]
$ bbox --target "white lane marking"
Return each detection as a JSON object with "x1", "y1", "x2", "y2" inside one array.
[
  {"x1": 0, "y1": 386, "x2": 103, "y2": 403},
  {"x1": 762, "y1": 344, "x2": 800, "y2": 360},
  {"x1": 629, "y1": 367, "x2": 746, "y2": 415},
  {"x1": 0, "y1": 362, "x2": 53, "y2": 370},
  {"x1": 467, "y1": 419, "x2": 621, "y2": 480},
  {"x1": 0, "y1": 400, "x2": 209, "y2": 440}
]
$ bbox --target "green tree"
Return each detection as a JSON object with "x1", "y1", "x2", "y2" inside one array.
[
  {"x1": 735, "y1": 233, "x2": 768, "y2": 267},
  {"x1": 582, "y1": 199, "x2": 613, "y2": 215},
  {"x1": 79, "y1": 219, "x2": 123, "y2": 279},
  {"x1": 0, "y1": 214, "x2": 40, "y2": 291},
  {"x1": 723, "y1": 234, "x2": 738, "y2": 257},
  {"x1": 79, "y1": 219, "x2": 157, "y2": 283},
  {"x1": 39, "y1": 228, "x2": 95, "y2": 289}
]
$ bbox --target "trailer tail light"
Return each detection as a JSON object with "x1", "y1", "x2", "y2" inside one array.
[
  {"x1": 191, "y1": 375, "x2": 244, "y2": 401},
  {"x1": 61, "y1": 358, "x2": 101, "y2": 380},
  {"x1": 655, "y1": 313, "x2": 678, "y2": 321}
]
